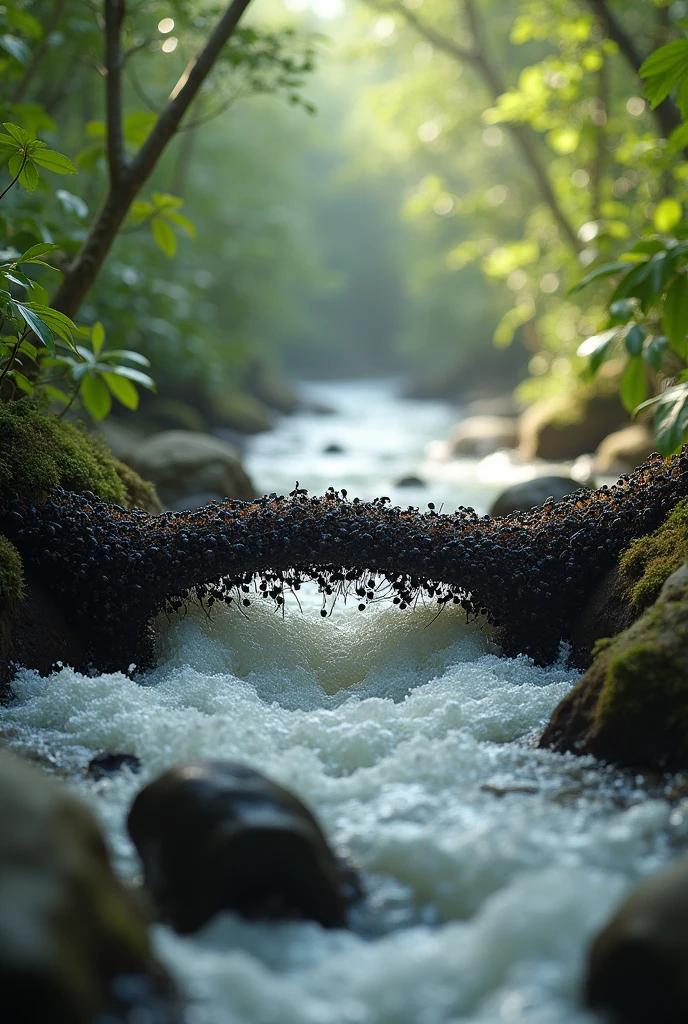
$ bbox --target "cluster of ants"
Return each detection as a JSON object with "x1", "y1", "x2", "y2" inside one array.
[{"x1": 2, "y1": 448, "x2": 688, "y2": 672}]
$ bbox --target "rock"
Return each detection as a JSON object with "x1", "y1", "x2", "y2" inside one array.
[
  {"x1": 395, "y1": 475, "x2": 426, "y2": 488},
  {"x1": 125, "y1": 430, "x2": 255, "y2": 507},
  {"x1": 595, "y1": 424, "x2": 656, "y2": 475},
  {"x1": 519, "y1": 394, "x2": 628, "y2": 462},
  {"x1": 540, "y1": 563, "x2": 688, "y2": 770},
  {"x1": 0, "y1": 750, "x2": 177, "y2": 1024},
  {"x1": 87, "y1": 752, "x2": 141, "y2": 781},
  {"x1": 96, "y1": 418, "x2": 143, "y2": 462},
  {"x1": 586, "y1": 858, "x2": 688, "y2": 1024},
  {"x1": 449, "y1": 415, "x2": 519, "y2": 457},
  {"x1": 570, "y1": 566, "x2": 640, "y2": 668},
  {"x1": 127, "y1": 761, "x2": 359, "y2": 933},
  {"x1": 490, "y1": 476, "x2": 586, "y2": 517},
  {"x1": 324, "y1": 443, "x2": 344, "y2": 454},
  {"x1": 209, "y1": 390, "x2": 272, "y2": 434}
]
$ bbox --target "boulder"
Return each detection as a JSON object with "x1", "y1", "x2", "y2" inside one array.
[
  {"x1": 570, "y1": 566, "x2": 640, "y2": 668},
  {"x1": 125, "y1": 430, "x2": 255, "y2": 507},
  {"x1": 519, "y1": 394, "x2": 628, "y2": 462},
  {"x1": 586, "y1": 858, "x2": 688, "y2": 1024},
  {"x1": 448, "y1": 416, "x2": 519, "y2": 457},
  {"x1": 395, "y1": 474, "x2": 426, "y2": 488},
  {"x1": 0, "y1": 750, "x2": 177, "y2": 1024},
  {"x1": 539, "y1": 564, "x2": 688, "y2": 770},
  {"x1": 208, "y1": 390, "x2": 272, "y2": 434},
  {"x1": 490, "y1": 475, "x2": 586, "y2": 517},
  {"x1": 128, "y1": 761, "x2": 360, "y2": 934},
  {"x1": 595, "y1": 424, "x2": 656, "y2": 475}
]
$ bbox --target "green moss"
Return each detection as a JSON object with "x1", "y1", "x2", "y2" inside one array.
[
  {"x1": 591, "y1": 579, "x2": 688, "y2": 763},
  {"x1": 0, "y1": 535, "x2": 24, "y2": 605},
  {"x1": 111, "y1": 458, "x2": 162, "y2": 514},
  {"x1": 618, "y1": 497, "x2": 688, "y2": 611},
  {"x1": 590, "y1": 636, "x2": 615, "y2": 659},
  {"x1": 0, "y1": 400, "x2": 127, "y2": 505}
]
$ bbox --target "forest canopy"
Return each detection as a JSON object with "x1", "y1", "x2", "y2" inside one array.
[{"x1": 0, "y1": 0, "x2": 688, "y2": 450}]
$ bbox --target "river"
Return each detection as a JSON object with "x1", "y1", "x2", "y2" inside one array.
[{"x1": 1, "y1": 379, "x2": 685, "y2": 1023}]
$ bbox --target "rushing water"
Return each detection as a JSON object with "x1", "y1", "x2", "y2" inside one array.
[{"x1": 2, "y1": 380, "x2": 686, "y2": 1023}]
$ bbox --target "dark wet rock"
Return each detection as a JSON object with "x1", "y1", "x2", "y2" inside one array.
[
  {"x1": 489, "y1": 476, "x2": 586, "y2": 518},
  {"x1": 519, "y1": 394, "x2": 628, "y2": 461},
  {"x1": 540, "y1": 564, "x2": 688, "y2": 770},
  {"x1": 448, "y1": 415, "x2": 519, "y2": 457},
  {"x1": 595, "y1": 424, "x2": 655, "y2": 476},
  {"x1": 571, "y1": 566, "x2": 639, "y2": 668},
  {"x1": 395, "y1": 475, "x2": 426, "y2": 488},
  {"x1": 9, "y1": 574, "x2": 87, "y2": 681},
  {"x1": 586, "y1": 858, "x2": 688, "y2": 1024},
  {"x1": 128, "y1": 761, "x2": 359, "y2": 934},
  {"x1": 323, "y1": 443, "x2": 344, "y2": 454},
  {"x1": 88, "y1": 753, "x2": 141, "y2": 781},
  {"x1": 0, "y1": 750, "x2": 178, "y2": 1024},
  {"x1": 125, "y1": 430, "x2": 255, "y2": 507}
]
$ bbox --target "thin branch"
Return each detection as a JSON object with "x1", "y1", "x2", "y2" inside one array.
[
  {"x1": 0, "y1": 152, "x2": 28, "y2": 203},
  {"x1": 105, "y1": 0, "x2": 127, "y2": 184},
  {"x1": 0, "y1": 329, "x2": 29, "y2": 388},
  {"x1": 126, "y1": 59, "x2": 162, "y2": 113},
  {"x1": 176, "y1": 92, "x2": 242, "y2": 131},
  {"x1": 129, "y1": 0, "x2": 254, "y2": 185},
  {"x1": 12, "y1": 0, "x2": 67, "y2": 102},
  {"x1": 586, "y1": 0, "x2": 684, "y2": 146},
  {"x1": 384, "y1": 0, "x2": 581, "y2": 253}
]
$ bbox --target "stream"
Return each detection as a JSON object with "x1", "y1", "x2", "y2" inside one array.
[{"x1": 2, "y1": 379, "x2": 686, "y2": 1023}]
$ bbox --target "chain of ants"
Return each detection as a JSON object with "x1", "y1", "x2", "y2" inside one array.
[
  {"x1": 3, "y1": 447, "x2": 688, "y2": 667},
  {"x1": 162, "y1": 486, "x2": 480, "y2": 629}
]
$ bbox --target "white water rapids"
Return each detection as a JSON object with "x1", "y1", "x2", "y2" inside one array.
[{"x1": 2, "y1": 380, "x2": 687, "y2": 1023}]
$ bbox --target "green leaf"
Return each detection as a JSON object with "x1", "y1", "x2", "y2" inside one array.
[
  {"x1": 24, "y1": 304, "x2": 75, "y2": 344},
  {"x1": 3, "y1": 123, "x2": 29, "y2": 146},
  {"x1": 620, "y1": 356, "x2": 647, "y2": 413},
  {"x1": 161, "y1": 208, "x2": 196, "y2": 238},
  {"x1": 102, "y1": 371, "x2": 139, "y2": 410},
  {"x1": 152, "y1": 217, "x2": 177, "y2": 258},
  {"x1": 42, "y1": 385, "x2": 69, "y2": 404},
  {"x1": 0, "y1": 34, "x2": 30, "y2": 64},
  {"x1": 80, "y1": 374, "x2": 111, "y2": 421},
  {"x1": 662, "y1": 275, "x2": 688, "y2": 358},
  {"x1": 641, "y1": 384, "x2": 688, "y2": 455},
  {"x1": 17, "y1": 243, "x2": 59, "y2": 262},
  {"x1": 91, "y1": 321, "x2": 105, "y2": 355},
  {"x1": 640, "y1": 39, "x2": 688, "y2": 77},
  {"x1": 18, "y1": 339, "x2": 37, "y2": 360},
  {"x1": 109, "y1": 365, "x2": 155, "y2": 390},
  {"x1": 152, "y1": 192, "x2": 184, "y2": 210},
  {"x1": 577, "y1": 327, "x2": 619, "y2": 374},
  {"x1": 654, "y1": 197, "x2": 683, "y2": 233},
  {"x1": 568, "y1": 261, "x2": 629, "y2": 295},
  {"x1": 9, "y1": 369, "x2": 33, "y2": 393},
  {"x1": 609, "y1": 298, "x2": 637, "y2": 323},
  {"x1": 625, "y1": 324, "x2": 646, "y2": 356},
  {"x1": 644, "y1": 334, "x2": 669, "y2": 371},
  {"x1": 609, "y1": 260, "x2": 655, "y2": 311},
  {"x1": 31, "y1": 149, "x2": 77, "y2": 175},
  {"x1": 123, "y1": 111, "x2": 157, "y2": 147},
  {"x1": 100, "y1": 349, "x2": 150, "y2": 367},
  {"x1": 13, "y1": 303, "x2": 53, "y2": 351},
  {"x1": 621, "y1": 240, "x2": 666, "y2": 260},
  {"x1": 0, "y1": 134, "x2": 20, "y2": 152}
]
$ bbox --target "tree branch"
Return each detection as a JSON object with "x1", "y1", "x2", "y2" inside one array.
[
  {"x1": 385, "y1": 0, "x2": 581, "y2": 253},
  {"x1": 130, "y1": 0, "x2": 253, "y2": 185},
  {"x1": 586, "y1": 0, "x2": 684, "y2": 144},
  {"x1": 49, "y1": 0, "x2": 255, "y2": 318},
  {"x1": 105, "y1": 0, "x2": 127, "y2": 184}
]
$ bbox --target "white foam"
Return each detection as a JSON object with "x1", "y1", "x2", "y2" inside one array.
[{"x1": 1, "y1": 597, "x2": 682, "y2": 1023}]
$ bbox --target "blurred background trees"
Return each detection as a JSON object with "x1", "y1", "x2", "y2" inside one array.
[{"x1": 1, "y1": 0, "x2": 688, "y2": 446}]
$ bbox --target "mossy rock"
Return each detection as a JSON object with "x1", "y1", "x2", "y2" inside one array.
[
  {"x1": 209, "y1": 390, "x2": 272, "y2": 434},
  {"x1": 618, "y1": 496, "x2": 688, "y2": 611},
  {"x1": 0, "y1": 399, "x2": 161, "y2": 512},
  {"x1": 540, "y1": 564, "x2": 688, "y2": 769}
]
